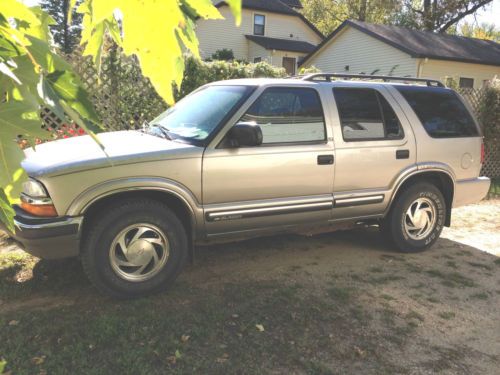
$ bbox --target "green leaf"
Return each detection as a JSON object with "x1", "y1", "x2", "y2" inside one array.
[
  {"x1": 224, "y1": 0, "x2": 242, "y2": 25},
  {"x1": 67, "y1": 0, "x2": 78, "y2": 25},
  {"x1": 78, "y1": 0, "x2": 240, "y2": 105},
  {"x1": 0, "y1": 34, "x2": 20, "y2": 58},
  {"x1": 0, "y1": 61, "x2": 20, "y2": 84},
  {"x1": 37, "y1": 74, "x2": 67, "y2": 121},
  {"x1": 45, "y1": 70, "x2": 100, "y2": 124},
  {"x1": 183, "y1": 0, "x2": 224, "y2": 19},
  {"x1": 0, "y1": 187, "x2": 15, "y2": 233},
  {"x1": 24, "y1": 35, "x2": 71, "y2": 73},
  {"x1": 0, "y1": 100, "x2": 48, "y2": 187},
  {"x1": 59, "y1": 101, "x2": 105, "y2": 149}
]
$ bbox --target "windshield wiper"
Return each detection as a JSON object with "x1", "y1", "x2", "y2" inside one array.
[{"x1": 147, "y1": 123, "x2": 173, "y2": 140}]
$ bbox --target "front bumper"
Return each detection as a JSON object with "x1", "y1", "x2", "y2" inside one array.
[
  {"x1": 1, "y1": 205, "x2": 83, "y2": 259},
  {"x1": 453, "y1": 177, "x2": 491, "y2": 208}
]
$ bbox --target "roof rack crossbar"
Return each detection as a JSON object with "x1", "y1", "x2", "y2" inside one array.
[{"x1": 302, "y1": 73, "x2": 445, "y2": 87}]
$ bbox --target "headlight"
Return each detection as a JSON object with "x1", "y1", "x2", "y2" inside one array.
[{"x1": 22, "y1": 179, "x2": 48, "y2": 198}]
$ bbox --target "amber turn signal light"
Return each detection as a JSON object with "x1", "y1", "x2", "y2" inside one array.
[{"x1": 20, "y1": 201, "x2": 58, "y2": 217}]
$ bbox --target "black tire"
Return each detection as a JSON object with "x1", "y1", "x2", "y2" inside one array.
[
  {"x1": 385, "y1": 183, "x2": 446, "y2": 253},
  {"x1": 81, "y1": 198, "x2": 188, "y2": 298}
]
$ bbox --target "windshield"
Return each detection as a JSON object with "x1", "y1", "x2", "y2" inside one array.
[{"x1": 151, "y1": 85, "x2": 252, "y2": 143}]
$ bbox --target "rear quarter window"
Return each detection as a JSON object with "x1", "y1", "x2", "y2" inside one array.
[{"x1": 396, "y1": 86, "x2": 479, "y2": 138}]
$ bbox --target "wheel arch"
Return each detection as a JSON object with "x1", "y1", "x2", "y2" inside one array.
[
  {"x1": 72, "y1": 178, "x2": 204, "y2": 258},
  {"x1": 387, "y1": 168, "x2": 455, "y2": 227}
]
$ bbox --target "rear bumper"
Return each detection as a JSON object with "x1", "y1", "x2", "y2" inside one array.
[
  {"x1": 1, "y1": 205, "x2": 82, "y2": 259},
  {"x1": 453, "y1": 177, "x2": 491, "y2": 208}
]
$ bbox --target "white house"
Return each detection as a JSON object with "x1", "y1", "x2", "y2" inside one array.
[
  {"x1": 196, "y1": 0, "x2": 324, "y2": 74},
  {"x1": 301, "y1": 20, "x2": 500, "y2": 89}
]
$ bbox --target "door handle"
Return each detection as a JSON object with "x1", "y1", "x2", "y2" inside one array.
[
  {"x1": 396, "y1": 150, "x2": 410, "y2": 159},
  {"x1": 317, "y1": 155, "x2": 334, "y2": 165}
]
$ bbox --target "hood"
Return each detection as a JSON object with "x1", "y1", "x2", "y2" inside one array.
[{"x1": 22, "y1": 130, "x2": 201, "y2": 177}]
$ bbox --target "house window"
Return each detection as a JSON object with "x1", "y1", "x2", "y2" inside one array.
[
  {"x1": 254, "y1": 14, "x2": 265, "y2": 36},
  {"x1": 459, "y1": 77, "x2": 474, "y2": 88},
  {"x1": 253, "y1": 57, "x2": 262, "y2": 63},
  {"x1": 333, "y1": 88, "x2": 404, "y2": 141}
]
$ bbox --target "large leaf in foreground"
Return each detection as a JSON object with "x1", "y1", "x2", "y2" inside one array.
[
  {"x1": 0, "y1": 188, "x2": 15, "y2": 233},
  {"x1": 45, "y1": 70, "x2": 100, "y2": 124},
  {"x1": 0, "y1": 101, "x2": 48, "y2": 187},
  {"x1": 78, "y1": 0, "x2": 242, "y2": 105}
]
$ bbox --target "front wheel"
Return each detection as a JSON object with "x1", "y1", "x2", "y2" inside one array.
[
  {"x1": 384, "y1": 183, "x2": 446, "y2": 253},
  {"x1": 81, "y1": 198, "x2": 188, "y2": 298}
]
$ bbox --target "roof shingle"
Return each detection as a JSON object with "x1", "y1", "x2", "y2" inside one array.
[
  {"x1": 302, "y1": 20, "x2": 500, "y2": 67},
  {"x1": 246, "y1": 35, "x2": 317, "y2": 53}
]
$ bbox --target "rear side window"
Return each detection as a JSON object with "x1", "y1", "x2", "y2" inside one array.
[
  {"x1": 396, "y1": 86, "x2": 478, "y2": 138},
  {"x1": 240, "y1": 87, "x2": 326, "y2": 144},
  {"x1": 333, "y1": 88, "x2": 404, "y2": 141}
]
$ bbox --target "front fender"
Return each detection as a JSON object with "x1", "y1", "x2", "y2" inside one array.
[{"x1": 66, "y1": 177, "x2": 204, "y2": 232}]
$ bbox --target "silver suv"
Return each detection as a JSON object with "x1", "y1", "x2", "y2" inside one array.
[{"x1": 7, "y1": 74, "x2": 491, "y2": 298}]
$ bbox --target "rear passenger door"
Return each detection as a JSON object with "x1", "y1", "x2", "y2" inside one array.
[{"x1": 330, "y1": 85, "x2": 416, "y2": 220}]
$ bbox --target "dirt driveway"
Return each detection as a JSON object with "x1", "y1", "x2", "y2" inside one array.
[{"x1": 0, "y1": 200, "x2": 499, "y2": 374}]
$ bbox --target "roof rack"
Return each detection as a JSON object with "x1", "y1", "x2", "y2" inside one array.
[{"x1": 301, "y1": 73, "x2": 445, "y2": 87}]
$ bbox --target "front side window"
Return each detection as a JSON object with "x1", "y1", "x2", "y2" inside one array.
[
  {"x1": 151, "y1": 85, "x2": 252, "y2": 142},
  {"x1": 396, "y1": 86, "x2": 479, "y2": 138},
  {"x1": 239, "y1": 87, "x2": 326, "y2": 144},
  {"x1": 254, "y1": 14, "x2": 265, "y2": 35},
  {"x1": 333, "y1": 88, "x2": 404, "y2": 141}
]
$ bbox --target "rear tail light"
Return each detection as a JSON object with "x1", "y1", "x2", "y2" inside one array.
[{"x1": 481, "y1": 141, "x2": 485, "y2": 164}]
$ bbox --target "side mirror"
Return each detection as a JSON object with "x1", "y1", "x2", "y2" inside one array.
[{"x1": 227, "y1": 122, "x2": 263, "y2": 147}]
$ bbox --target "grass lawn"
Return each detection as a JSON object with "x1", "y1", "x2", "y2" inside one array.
[{"x1": 1, "y1": 200, "x2": 499, "y2": 374}]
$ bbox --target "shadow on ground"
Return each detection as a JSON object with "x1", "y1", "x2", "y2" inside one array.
[{"x1": 1, "y1": 225, "x2": 499, "y2": 374}]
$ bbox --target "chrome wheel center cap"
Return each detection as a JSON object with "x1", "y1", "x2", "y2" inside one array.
[{"x1": 127, "y1": 240, "x2": 155, "y2": 265}]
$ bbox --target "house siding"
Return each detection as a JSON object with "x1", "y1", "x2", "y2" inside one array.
[
  {"x1": 196, "y1": 6, "x2": 322, "y2": 61},
  {"x1": 304, "y1": 27, "x2": 417, "y2": 77},
  {"x1": 248, "y1": 41, "x2": 271, "y2": 63},
  {"x1": 418, "y1": 59, "x2": 500, "y2": 88}
]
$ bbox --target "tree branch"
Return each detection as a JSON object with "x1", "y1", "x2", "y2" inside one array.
[{"x1": 438, "y1": 0, "x2": 493, "y2": 33}]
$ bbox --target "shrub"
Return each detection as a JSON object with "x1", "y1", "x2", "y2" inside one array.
[
  {"x1": 478, "y1": 77, "x2": 500, "y2": 140},
  {"x1": 174, "y1": 55, "x2": 286, "y2": 100},
  {"x1": 210, "y1": 48, "x2": 235, "y2": 61}
]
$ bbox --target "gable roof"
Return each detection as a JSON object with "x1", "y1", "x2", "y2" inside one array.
[
  {"x1": 246, "y1": 35, "x2": 316, "y2": 53},
  {"x1": 301, "y1": 20, "x2": 500, "y2": 67},
  {"x1": 214, "y1": 0, "x2": 324, "y2": 38}
]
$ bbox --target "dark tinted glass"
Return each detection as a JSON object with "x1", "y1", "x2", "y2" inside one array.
[
  {"x1": 240, "y1": 87, "x2": 325, "y2": 144},
  {"x1": 379, "y1": 95, "x2": 404, "y2": 139},
  {"x1": 397, "y1": 86, "x2": 478, "y2": 138},
  {"x1": 333, "y1": 88, "x2": 404, "y2": 141}
]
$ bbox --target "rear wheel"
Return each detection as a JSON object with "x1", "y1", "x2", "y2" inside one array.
[
  {"x1": 384, "y1": 183, "x2": 446, "y2": 253},
  {"x1": 81, "y1": 198, "x2": 188, "y2": 298}
]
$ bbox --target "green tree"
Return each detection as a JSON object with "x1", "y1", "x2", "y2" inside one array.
[
  {"x1": 301, "y1": 0, "x2": 401, "y2": 35},
  {"x1": 458, "y1": 21, "x2": 500, "y2": 41},
  {"x1": 0, "y1": 0, "x2": 241, "y2": 230},
  {"x1": 398, "y1": 0, "x2": 494, "y2": 32},
  {"x1": 40, "y1": 0, "x2": 83, "y2": 53},
  {"x1": 302, "y1": 0, "x2": 494, "y2": 35}
]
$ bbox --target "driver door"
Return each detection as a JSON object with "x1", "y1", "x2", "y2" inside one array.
[{"x1": 202, "y1": 85, "x2": 335, "y2": 237}]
